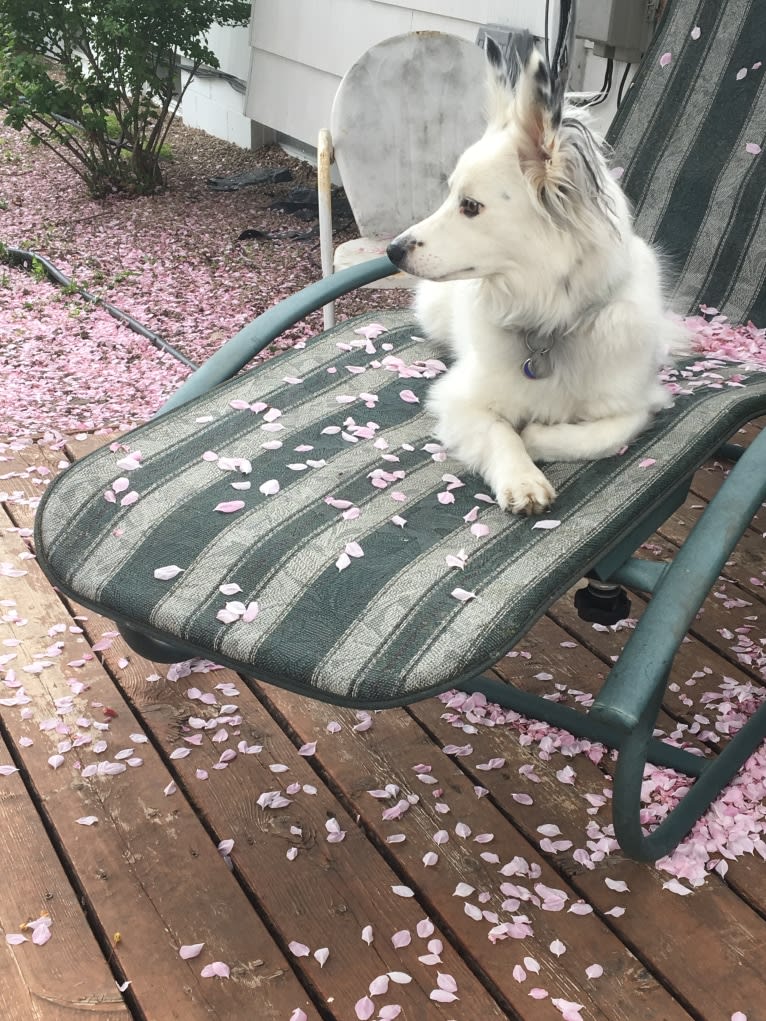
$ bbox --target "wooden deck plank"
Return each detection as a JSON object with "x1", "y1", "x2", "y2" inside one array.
[
  {"x1": 0, "y1": 512, "x2": 319, "y2": 1021},
  {"x1": 0, "y1": 729, "x2": 129, "y2": 1020},
  {"x1": 69, "y1": 615, "x2": 512, "y2": 1021},
  {"x1": 254, "y1": 683, "x2": 694, "y2": 1021}
]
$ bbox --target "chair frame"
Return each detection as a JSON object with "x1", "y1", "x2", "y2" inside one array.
[{"x1": 123, "y1": 255, "x2": 766, "y2": 863}]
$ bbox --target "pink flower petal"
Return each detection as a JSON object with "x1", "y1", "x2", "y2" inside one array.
[
  {"x1": 387, "y1": 971, "x2": 412, "y2": 984},
  {"x1": 586, "y1": 964, "x2": 604, "y2": 979},
  {"x1": 200, "y1": 961, "x2": 230, "y2": 978},
  {"x1": 75, "y1": 816, "x2": 98, "y2": 826},
  {"x1": 259, "y1": 479, "x2": 280, "y2": 495},
  {"x1": 369, "y1": 974, "x2": 390, "y2": 996},
  {"x1": 355, "y1": 996, "x2": 375, "y2": 1020},
  {"x1": 436, "y1": 973, "x2": 458, "y2": 993},
  {"x1": 288, "y1": 941, "x2": 310, "y2": 957},
  {"x1": 659, "y1": 51, "x2": 672, "y2": 67},
  {"x1": 399, "y1": 390, "x2": 420, "y2": 404},
  {"x1": 31, "y1": 925, "x2": 51, "y2": 946},
  {"x1": 745, "y1": 142, "x2": 762, "y2": 155},
  {"x1": 179, "y1": 943, "x2": 205, "y2": 959},
  {"x1": 214, "y1": 500, "x2": 245, "y2": 513},
  {"x1": 429, "y1": 989, "x2": 458, "y2": 1003},
  {"x1": 391, "y1": 885, "x2": 414, "y2": 898},
  {"x1": 153, "y1": 565, "x2": 184, "y2": 580},
  {"x1": 451, "y1": 588, "x2": 477, "y2": 602}
]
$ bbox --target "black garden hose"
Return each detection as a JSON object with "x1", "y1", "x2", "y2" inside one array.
[{"x1": 3, "y1": 245, "x2": 200, "y2": 371}]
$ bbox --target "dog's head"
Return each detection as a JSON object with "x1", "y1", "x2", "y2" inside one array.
[{"x1": 388, "y1": 20, "x2": 623, "y2": 282}]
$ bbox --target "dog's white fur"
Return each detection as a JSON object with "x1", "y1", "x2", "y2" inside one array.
[{"x1": 389, "y1": 44, "x2": 688, "y2": 515}]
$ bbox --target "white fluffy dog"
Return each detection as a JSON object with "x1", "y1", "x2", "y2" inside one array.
[{"x1": 387, "y1": 31, "x2": 687, "y2": 515}]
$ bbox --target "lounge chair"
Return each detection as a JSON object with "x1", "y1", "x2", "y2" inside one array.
[{"x1": 35, "y1": 0, "x2": 766, "y2": 861}]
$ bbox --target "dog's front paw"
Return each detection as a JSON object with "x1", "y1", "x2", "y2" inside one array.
[{"x1": 495, "y1": 469, "x2": 556, "y2": 516}]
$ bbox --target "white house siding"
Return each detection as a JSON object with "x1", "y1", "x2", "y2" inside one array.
[
  {"x1": 177, "y1": 23, "x2": 254, "y2": 148},
  {"x1": 181, "y1": 2, "x2": 624, "y2": 153},
  {"x1": 244, "y1": 0, "x2": 553, "y2": 153}
]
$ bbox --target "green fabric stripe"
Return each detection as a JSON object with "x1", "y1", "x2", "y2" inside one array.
[
  {"x1": 610, "y1": 0, "x2": 725, "y2": 220},
  {"x1": 650, "y1": 0, "x2": 765, "y2": 314},
  {"x1": 702, "y1": 132, "x2": 766, "y2": 322}
]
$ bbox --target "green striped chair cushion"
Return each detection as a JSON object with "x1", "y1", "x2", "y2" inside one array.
[
  {"x1": 36, "y1": 312, "x2": 766, "y2": 707},
  {"x1": 608, "y1": 0, "x2": 766, "y2": 326}
]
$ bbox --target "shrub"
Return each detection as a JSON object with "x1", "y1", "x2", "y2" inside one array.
[{"x1": 0, "y1": 0, "x2": 250, "y2": 196}]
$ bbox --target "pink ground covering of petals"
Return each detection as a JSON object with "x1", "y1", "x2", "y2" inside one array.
[{"x1": 0, "y1": 121, "x2": 408, "y2": 442}]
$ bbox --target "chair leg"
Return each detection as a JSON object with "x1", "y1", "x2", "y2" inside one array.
[
  {"x1": 317, "y1": 127, "x2": 336, "y2": 330},
  {"x1": 118, "y1": 623, "x2": 193, "y2": 663},
  {"x1": 611, "y1": 694, "x2": 766, "y2": 861},
  {"x1": 459, "y1": 674, "x2": 766, "y2": 862}
]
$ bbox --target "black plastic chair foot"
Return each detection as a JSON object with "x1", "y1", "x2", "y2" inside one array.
[
  {"x1": 118, "y1": 624, "x2": 192, "y2": 663},
  {"x1": 574, "y1": 581, "x2": 631, "y2": 626}
]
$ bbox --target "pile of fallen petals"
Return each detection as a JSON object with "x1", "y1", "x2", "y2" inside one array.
[{"x1": 684, "y1": 309, "x2": 766, "y2": 364}]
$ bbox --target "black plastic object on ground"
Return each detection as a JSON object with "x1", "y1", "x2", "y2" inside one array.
[{"x1": 206, "y1": 167, "x2": 293, "y2": 190}]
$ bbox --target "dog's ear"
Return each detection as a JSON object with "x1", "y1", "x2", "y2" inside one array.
[
  {"x1": 513, "y1": 0, "x2": 577, "y2": 201},
  {"x1": 482, "y1": 31, "x2": 537, "y2": 130}
]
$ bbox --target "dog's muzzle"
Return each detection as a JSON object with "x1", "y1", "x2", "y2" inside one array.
[{"x1": 387, "y1": 235, "x2": 415, "y2": 266}]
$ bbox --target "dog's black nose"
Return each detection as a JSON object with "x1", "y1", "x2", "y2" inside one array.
[{"x1": 387, "y1": 236, "x2": 412, "y2": 266}]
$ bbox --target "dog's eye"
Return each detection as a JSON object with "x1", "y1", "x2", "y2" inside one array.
[{"x1": 460, "y1": 198, "x2": 482, "y2": 218}]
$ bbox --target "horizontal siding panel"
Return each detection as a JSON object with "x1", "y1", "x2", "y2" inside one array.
[
  {"x1": 250, "y1": 0, "x2": 413, "y2": 77},
  {"x1": 372, "y1": 0, "x2": 546, "y2": 32},
  {"x1": 245, "y1": 50, "x2": 339, "y2": 142}
]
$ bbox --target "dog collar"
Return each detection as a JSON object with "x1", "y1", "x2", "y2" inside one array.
[{"x1": 522, "y1": 331, "x2": 555, "y2": 379}]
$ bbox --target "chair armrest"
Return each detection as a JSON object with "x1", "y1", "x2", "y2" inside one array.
[
  {"x1": 155, "y1": 256, "x2": 399, "y2": 416},
  {"x1": 318, "y1": 128, "x2": 335, "y2": 280}
]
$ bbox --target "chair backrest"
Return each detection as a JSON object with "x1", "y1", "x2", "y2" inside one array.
[
  {"x1": 330, "y1": 32, "x2": 487, "y2": 239},
  {"x1": 608, "y1": 0, "x2": 766, "y2": 326}
]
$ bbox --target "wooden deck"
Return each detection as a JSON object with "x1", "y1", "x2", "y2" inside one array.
[{"x1": 1, "y1": 427, "x2": 764, "y2": 1021}]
